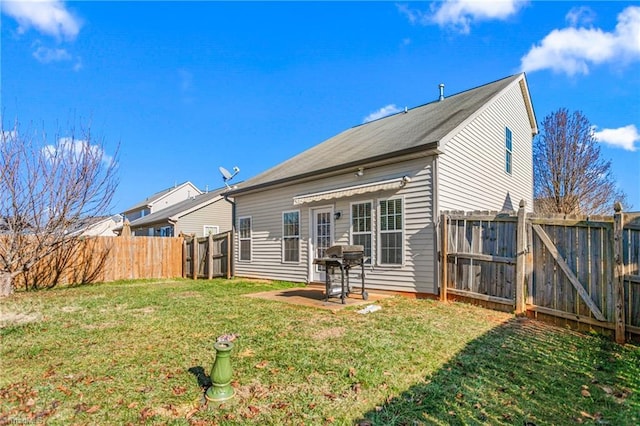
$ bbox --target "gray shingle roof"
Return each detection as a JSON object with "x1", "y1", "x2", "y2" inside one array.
[
  {"x1": 232, "y1": 74, "x2": 524, "y2": 194},
  {"x1": 123, "y1": 181, "x2": 198, "y2": 213},
  {"x1": 128, "y1": 188, "x2": 226, "y2": 228}
]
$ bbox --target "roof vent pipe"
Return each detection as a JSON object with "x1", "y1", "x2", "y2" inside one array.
[{"x1": 438, "y1": 83, "x2": 445, "y2": 101}]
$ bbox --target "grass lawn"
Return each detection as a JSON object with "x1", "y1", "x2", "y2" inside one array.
[{"x1": 1, "y1": 278, "x2": 638, "y2": 425}]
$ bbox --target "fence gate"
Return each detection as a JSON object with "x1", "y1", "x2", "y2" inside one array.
[
  {"x1": 528, "y1": 220, "x2": 610, "y2": 323},
  {"x1": 441, "y1": 211, "x2": 517, "y2": 309},
  {"x1": 183, "y1": 231, "x2": 232, "y2": 279}
]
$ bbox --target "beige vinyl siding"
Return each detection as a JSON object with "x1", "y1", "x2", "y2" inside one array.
[
  {"x1": 134, "y1": 226, "x2": 154, "y2": 236},
  {"x1": 175, "y1": 199, "x2": 233, "y2": 237},
  {"x1": 125, "y1": 208, "x2": 148, "y2": 222},
  {"x1": 234, "y1": 186, "x2": 310, "y2": 284},
  {"x1": 438, "y1": 82, "x2": 534, "y2": 212},
  {"x1": 234, "y1": 156, "x2": 436, "y2": 294},
  {"x1": 151, "y1": 183, "x2": 200, "y2": 213}
]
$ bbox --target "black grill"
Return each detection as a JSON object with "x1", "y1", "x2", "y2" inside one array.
[{"x1": 313, "y1": 245, "x2": 368, "y2": 304}]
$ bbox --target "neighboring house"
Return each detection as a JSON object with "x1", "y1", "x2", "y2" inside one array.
[
  {"x1": 127, "y1": 188, "x2": 233, "y2": 237},
  {"x1": 228, "y1": 74, "x2": 537, "y2": 296},
  {"x1": 122, "y1": 181, "x2": 202, "y2": 222},
  {"x1": 0, "y1": 215, "x2": 122, "y2": 237},
  {"x1": 71, "y1": 215, "x2": 123, "y2": 237}
]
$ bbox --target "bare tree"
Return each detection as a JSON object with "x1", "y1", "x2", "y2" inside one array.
[
  {"x1": 0, "y1": 120, "x2": 118, "y2": 296},
  {"x1": 534, "y1": 108, "x2": 627, "y2": 215}
]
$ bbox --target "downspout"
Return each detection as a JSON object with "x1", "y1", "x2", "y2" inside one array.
[
  {"x1": 168, "y1": 217, "x2": 178, "y2": 237},
  {"x1": 223, "y1": 193, "x2": 236, "y2": 278},
  {"x1": 432, "y1": 155, "x2": 441, "y2": 296}
]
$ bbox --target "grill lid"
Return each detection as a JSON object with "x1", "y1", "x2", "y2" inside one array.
[{"x1": 325, "y1": 245, "x2": 364, "y2": 258}]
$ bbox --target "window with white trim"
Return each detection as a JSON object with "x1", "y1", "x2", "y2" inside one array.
[
  {"x1": 505, "y1": 127, "x2": 513, "y2": 174},
  {"x1": 203, "y1": 225, "x2": 219, "y2": 236},
  {"x1": 159, "y1": 226, "x2": 173, "y2": 237},
  {"x1": 282, "y1": 211, "x2": 300, "y2": 262},
  {"x1": 379, "y1": 198, "x2": 403, "y2": 265},
  {"x1": 351, "y1": 202, "x2": 372, "y2": 264},
  {"x1": 238, "y1": 217, "x2": 252, "y2": 261}
]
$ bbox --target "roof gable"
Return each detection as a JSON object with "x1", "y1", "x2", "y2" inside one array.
[
  {"x1": 123, "y1": 181, "x2": 202, "y2": 213},
  {"x1": 128, "y1": 188, "x2": 226, "y2": 227},
  {"x1": 437, "y1": 73, "x2": 537, "y2": 151},
  {"x1": 233, "y1": 74, "x2": 533, "y2": 194}
]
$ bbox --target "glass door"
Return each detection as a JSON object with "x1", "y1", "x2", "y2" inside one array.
[{"x1": 312, "y1": 207, "x2": 333, "y2": 282}]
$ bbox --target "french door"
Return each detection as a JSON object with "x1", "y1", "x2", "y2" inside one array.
[{"x1": 312, "y1": 207, "x2": 333, "y2": 282}]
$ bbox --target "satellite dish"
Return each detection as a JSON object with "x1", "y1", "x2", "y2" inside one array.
[
  {"x1": 219, "y1": 165, "x2": 240, "y2": 189},
  {"x1": 219, "y1": 166, "x2": 233, "y2": 181}
]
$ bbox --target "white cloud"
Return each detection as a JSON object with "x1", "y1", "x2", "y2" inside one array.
[
  {"x1": 32, "y1": 46, "x2": 71, "y2": 63},
  {"x1": 520, "y1": 6, "x2": 640, "y2": 75},
  {"x1": 397, "y1": 4, "x2": 429, "y2": 25},
  {"x1": 1, "y1": 130, "x2": 18, "y2": 143},
  {"x1": 593, "y1": 125, "x2": 640, "y2": 151},
  {"x1": 432, "y1": 0, "x2": 525, "y2": 34},
  {"x1": 43, "y1": 138, "x2": 114, "y2": 166},
  {"x1": 1, "y1": 0, "x2": 81, "y2": 40},
  {"x1": 565, "y1": 6, "x2": 596, "y2": 27},
  {"x1": 363, "y1": 104, "x2": 402, "y2": 123},
  {"x1": 398, "y1": 1, "x2": 526, "y2": 34}
]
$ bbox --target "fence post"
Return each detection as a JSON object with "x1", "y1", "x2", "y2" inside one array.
[
  {"x1": 515, "y1": 200, "x2": 527, "y2": 315},
  {"x1": 182, "y1": 238, "x2": 188, "y2": 278},
  {"x1": 613, "y1": 202, "x2": 626, "y2": 344},
  {"x1": 226, "y1": 231, "x2": 232, "y2": 279},
  {"x1": 207, "y1": 233, "x2": 214, "y2": 280},
  {"x1": 192, "y1": 237, "x2": 199, "y2": 280},
  {"x1": 440, "y1": 213, "x2": 448, "y2": 302}
]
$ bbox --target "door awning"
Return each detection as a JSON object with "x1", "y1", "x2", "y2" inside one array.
[{"x1": 292, "y1": 176, "x2": 410, "y2": 205}]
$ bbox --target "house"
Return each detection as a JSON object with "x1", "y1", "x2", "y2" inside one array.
[
  {"x1": 122, "y1": 181, "x2": 202, "y2": 222},
  {"x1": 1, "y1": 215, "x2": 122, "y2": 237},
  {"x1": 228, "y1": 74, "x2": 538, "y2": 296},
  {"x1": 127, "y1": 188, "x2": 233, "y2": 237},
  {"x1": 70, "y1": 215, "x2": 123, "y2": 237}
]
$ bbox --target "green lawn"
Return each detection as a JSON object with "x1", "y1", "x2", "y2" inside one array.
[{"x1": 1, "y1": 279, "x2": 638, "y2": 425}]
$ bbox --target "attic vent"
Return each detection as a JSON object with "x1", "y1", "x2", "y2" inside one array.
[{"x1": 439, "y1": 83, "x2": 445, "y2": 101}]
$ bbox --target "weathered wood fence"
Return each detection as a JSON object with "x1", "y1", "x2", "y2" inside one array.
[
  {"x1": 183, "y1": 231, "x2": 232, "y2": 279},
  {"x1": 17, "y1": 236, "x2": 183, "y2": 289},
  {"x1": 440, "y1": 202, "x2": 640, "y2": 343}
]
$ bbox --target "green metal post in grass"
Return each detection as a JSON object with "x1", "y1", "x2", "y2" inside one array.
[{"x1": 205, "y1": 341, "x2": 235, "y2": 402}]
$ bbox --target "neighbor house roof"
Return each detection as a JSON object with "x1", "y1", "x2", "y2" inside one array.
[
  {"x1": 230, "y1": 73, "x2": 536, "y2": 195},
  {"x1": 123, "y1": 181, "x2": 202, "y2": 213},
  {"x1": 128, "y1": 188, "x2": 227, "y2": 228}
]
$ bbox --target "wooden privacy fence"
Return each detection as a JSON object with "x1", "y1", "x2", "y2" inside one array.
[
  {"x1": 440, "y1": 201, "x2": 640, "y2": 343},
  {"x1": 18, "y1": 236, "x2": 183, "y2": 288},
  {"x1": 183, "y1": 231, "x2": 232, "y2": 279}
]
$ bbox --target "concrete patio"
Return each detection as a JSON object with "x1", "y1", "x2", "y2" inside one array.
[{"x1": 245, "y1": 285, "x2": 391, "y2": 311}]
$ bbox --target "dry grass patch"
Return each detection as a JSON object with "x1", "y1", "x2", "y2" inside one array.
[{"x1": 0, "y1": 311, "x2": 42, "y2": 328}]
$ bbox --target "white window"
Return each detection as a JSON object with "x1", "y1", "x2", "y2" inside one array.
[
  {"x1": 160, "y1": 226, "x2": 173, "y2": 237},
  {"x1": 238, "y1": 217, "x2": 252, "y2": 261},
  {"x1": 351, "y1": 201, "x2": 372, "y2": 264},
  {"x1": 203, "y1": 225, "x2": 219, "y2": 236},
  {"x1": 282, "y1": 211, "x2": 300, "y2": 263},
  {"x1": 378, "y1": 198, "x2": 403, "y2": 265},
  {"x1": 505, "y1": 127, "x2": 513, "y2": 174}
]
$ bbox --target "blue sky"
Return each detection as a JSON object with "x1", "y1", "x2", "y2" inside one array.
[{"x1": 2, "y1": 1, "x2": 639, "y2": 213}]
